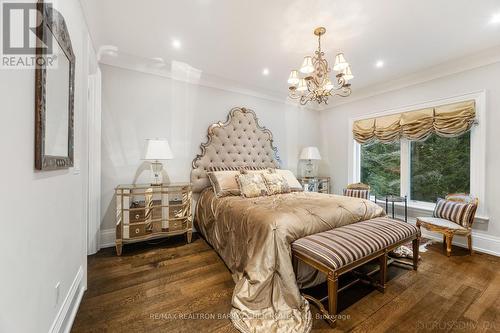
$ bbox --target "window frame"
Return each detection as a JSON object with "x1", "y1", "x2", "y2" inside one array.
[{"x1": 348, "y1": 91, "x2": 487, "y2": 218}]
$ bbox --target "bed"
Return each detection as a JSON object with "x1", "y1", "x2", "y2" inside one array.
[{"x1": 191, "y1": 107, "x2": 384, "y2": 333}]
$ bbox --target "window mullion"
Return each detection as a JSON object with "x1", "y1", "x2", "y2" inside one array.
[{"x1": 400, "y1": 139, "x2": 410, "y2": 199}]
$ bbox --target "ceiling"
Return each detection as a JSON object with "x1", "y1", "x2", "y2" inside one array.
[{"x1": 80, "y1": 0, "x2": 500, "y2": 99}]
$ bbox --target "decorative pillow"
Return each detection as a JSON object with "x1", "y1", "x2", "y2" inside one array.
[
  {"x1": 236, "y1": 173, "x2": 269, "y2": 198},
  {"x1": 262, "y1": 172, "x2": 290, "y2": 195},
  {"x1": 433, "y1": 198, "x2": 477, "y2": 227},
  {"x1": 274, "y1": 169, "x2": 303, "y2": 191},
  {"x1": 207, "y1": 171, "x2": 241, "y2": 197},
  {"x1": 343, "y1": 188, "x2": 370, "y2": 199}
]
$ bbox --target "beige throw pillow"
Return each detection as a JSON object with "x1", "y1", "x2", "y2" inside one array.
[
  {"x1": 236, "y1": 173, "x2": 269, "y2": 198},
  {"x1": 262, "y1": 172, "x2": 290, "y2": 195},
  {"x1": 207, "y1": 170, "x2": 241, "y2": 197},
  {"x1": 275, "y1": 169, "x2": 303, "y2": 191}
]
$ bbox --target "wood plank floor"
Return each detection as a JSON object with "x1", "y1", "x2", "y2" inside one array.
[{"x1": 72, "y1": 234, "x2": 500, "y2": 332}]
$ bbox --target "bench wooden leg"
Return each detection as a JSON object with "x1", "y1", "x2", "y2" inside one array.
[
  {"x1": 327, "y1": 272, "x2": 338, "y2": 324},
  {"x1": 378, "y1": 253, "x2": 387, "y2": 292},
  {"x1": 412, "y1": 238, "x2": 419, "y2": 270}
]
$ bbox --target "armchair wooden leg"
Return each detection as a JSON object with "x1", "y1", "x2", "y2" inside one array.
[
  {"x1": 412, "y1": 238, "x2": 419, "y2": 270},
  {"x1": 467, "y1": 234, "x2": 473, "y2": 255},
  {"x1": 443, "y1": 234, "x2": 447, "y2": 250},
  {"x1": 445, "y1": 234, "x2": 453, "y2": 257}
]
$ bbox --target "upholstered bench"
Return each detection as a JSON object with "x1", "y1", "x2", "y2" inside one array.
[{"x1": 292, "y1": 217, "x2": 420, "y2": 326}]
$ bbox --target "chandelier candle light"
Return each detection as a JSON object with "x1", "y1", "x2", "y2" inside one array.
[{"x1": 288, "y1": 27, "x2": 353, "y2": 105}]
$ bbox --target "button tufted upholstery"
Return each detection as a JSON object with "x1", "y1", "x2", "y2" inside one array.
[{"x1": 191, "y1": 107, "x2": 281, "y2": 193}]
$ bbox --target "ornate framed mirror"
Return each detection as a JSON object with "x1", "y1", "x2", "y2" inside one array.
[{"x1": 34, "y1": 0, "x2": 75, "y2": 170}]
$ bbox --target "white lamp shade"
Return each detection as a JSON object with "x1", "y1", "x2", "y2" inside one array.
[
  {"x1": 143, "y1": 138, "x2": 174, "y2": 160},
  {"x1": 297, "y1": 78, "x2": 308, "y2": 92},
  {"x1": 299, "y1": 146, "x2": 321, "y2": 160},
  {"x1": 333, "y1": 53, "x2": 349, "y2": 71},
  {"x1": 288, "y1": 70, "x2": 300, "y2": 85},
  {"x1": 342, "y1": 65, "x2": 354, "y2": 80},
  {"x1": 300, "y1": 56, "x2": 314, "y2": 74}
]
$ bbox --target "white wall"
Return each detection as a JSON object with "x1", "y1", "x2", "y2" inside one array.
[
  {"x1": 100, "y1": 64, "x2": 321, "y2": 231},
  {"x1": 0, "y1": 1, "x2": 97, "y2": 332},
  {"x1": 319, "y1": 62, "x2": 500, "y2": 253}
]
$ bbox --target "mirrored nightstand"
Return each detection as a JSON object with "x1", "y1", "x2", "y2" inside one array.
[
  {"x1": 115, "y1": 183, "x2": 192, "y2": 255},
  {"x1": 298, "y1": 176, "x2": 331, "y2": 194}
]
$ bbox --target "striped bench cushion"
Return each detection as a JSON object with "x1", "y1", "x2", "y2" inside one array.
[
  {"x1": 433, "y1": 198, "x2": 476, "y2": 228},
  {"x1": 292, "y1": 217, "x2": 419, "y2": 271},
  {"x1": 343, "y1": 189, "x2": 369, "y2": 199}
]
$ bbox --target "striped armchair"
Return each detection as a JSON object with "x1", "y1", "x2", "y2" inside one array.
[
  {"x1": 416, "y1": 193, "x2": 478, "y2": 257},
  {"x1": 343, "y1": 183, "x2": 370, "y2": 199}
]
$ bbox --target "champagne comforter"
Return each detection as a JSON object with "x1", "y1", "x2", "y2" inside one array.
[{"x1": 195, "y1": 188, "x2": 384, "y2": 333}]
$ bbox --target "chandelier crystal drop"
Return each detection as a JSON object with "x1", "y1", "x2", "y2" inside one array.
[{"x1": 288, "y1": 27, "x2": 353, "y2": 105}]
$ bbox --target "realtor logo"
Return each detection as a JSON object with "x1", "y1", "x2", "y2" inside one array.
[{"x1": 1, "y1": 1, "x2": 55, "y2": 68}]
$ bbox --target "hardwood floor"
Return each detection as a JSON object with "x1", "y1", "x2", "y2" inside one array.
[{"x1": 72, "y1": 234, "x2": 500, "y2": 332}]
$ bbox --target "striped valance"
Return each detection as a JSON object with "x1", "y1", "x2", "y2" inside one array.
[{"x1": 353, "y1": 100, "x2": 476, "y2": 144}]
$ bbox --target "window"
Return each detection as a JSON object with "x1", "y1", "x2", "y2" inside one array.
[
  {"x1": 360, "y1": 142, "x2": 400, "y2": 197},
  {"x1": 410, "y1": 132, "x2": 470, "y2": 202},
  {"x1": 358, "y1": 133, "x2": 471, "y2": 203},
  {"x1": 350, "y1": 93, "x2": 485, "y2": 216}
]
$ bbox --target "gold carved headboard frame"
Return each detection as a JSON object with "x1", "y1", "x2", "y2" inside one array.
[{"x1": 191, "y1": 107, "x2": 281, "y2": 193}]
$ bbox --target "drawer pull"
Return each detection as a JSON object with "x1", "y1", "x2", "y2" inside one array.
[{"x1": 135, "y1": 214, "x2": 140, "y2": 219}]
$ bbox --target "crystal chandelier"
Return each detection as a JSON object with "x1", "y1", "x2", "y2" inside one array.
[{"x1": 288, "y1": 27, "x2": 353, "y2": 105}]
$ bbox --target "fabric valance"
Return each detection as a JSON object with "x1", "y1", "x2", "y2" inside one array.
[{"x1": 353, "y1": 100, "x2": 476, "y2": 144}]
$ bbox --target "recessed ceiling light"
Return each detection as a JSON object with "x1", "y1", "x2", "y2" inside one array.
[
  {"x1": 172, "y1": 39, "x2": 181, "y2": 49},
  {"x1": 375, "y1": 60, "x2": 384, "y2": 68},
  {"x1": 490, "y1": 12, "x2": 500, "y2": 24},
  {"x1": 262, "y1": 68, "x2": 270, "y2": 76},
  {"x1": 151, "y1": 57, "x2": 165, "y2": 67}
]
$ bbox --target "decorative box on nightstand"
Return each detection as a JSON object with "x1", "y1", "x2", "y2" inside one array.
[
  {"x1": 115, "y1": 183, "x2": 192, "y2": 256},
  {"x1": 298, "y1": 176, "x2": 331, "y2": 194}
]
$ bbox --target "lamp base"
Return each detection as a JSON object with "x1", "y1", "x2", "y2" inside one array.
[
  {"x1": 150, "y1": 161, "x2": 163, "y2": 186},
  {"x1": 302, "y1": 159, "x2": 319, "y2": 178},
  {"x1": 304, "y1": 160, "x2": 314, "y2": 177}
]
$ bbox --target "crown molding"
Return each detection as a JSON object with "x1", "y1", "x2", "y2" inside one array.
[
  {"x1": 98, "y1": 53, "x2": 318, "y2": 111},
  {"x1": 324, "y1": 45, "x2": 500, "y2": 110},
  {"x1": 97, "y1": 44, "x2": 500, "y2": 113}
]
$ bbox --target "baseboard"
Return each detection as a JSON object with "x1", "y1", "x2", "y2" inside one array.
[
  {"x1": 99, "y1": 227, "x2": 199, "y2": 250},
  {"x1": 100, "y1": 223, "x2": 500, "y2": 256},
  {"x1": 421, "y1": 229, "x2": 500, "y2": 257},
  {"x1": 48, "y1": 266, "x2": 85, "y2": 333},
  {"x1": 100, "y1": 228, "x2": 116, "y2": 249}
]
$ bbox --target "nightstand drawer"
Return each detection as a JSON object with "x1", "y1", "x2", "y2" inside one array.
[
  {"x1": 298, "y1": 177, "x2": 331, "y2": 194},
  {"x1": 169, "y1": 206, "x2": 184, "y2": 218},
  {"x1": 130, "y1": 211, "x2": 145, "y2": 222},
  {"x1": 130, "y1": 200, "x2": 162, "y2": 222},
  {"x1": 129, "y1": 224, "x2": 146, "y2": 238},
  {"x1": 130, "y1": 201, "x2": 146, "y2": 222},
  {"x1": 169, "y1": 219, "x2": 187, "y2": 231}
]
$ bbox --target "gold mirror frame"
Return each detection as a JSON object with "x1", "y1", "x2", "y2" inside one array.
[{"x1": 34, "y1": 0, "x2": 75, "y2": 170}]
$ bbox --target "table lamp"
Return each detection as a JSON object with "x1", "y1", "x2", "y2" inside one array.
[
  {"x1": 142, "y1": 138, "x2": 173, "y2": 185},
  {"x1": 299, "y1": 146, "x2": 321, "y2": 177}
]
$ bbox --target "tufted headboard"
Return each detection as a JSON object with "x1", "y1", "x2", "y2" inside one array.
[{"x1": 191, "y1": 107, "x2": 281, "y2": 193}]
